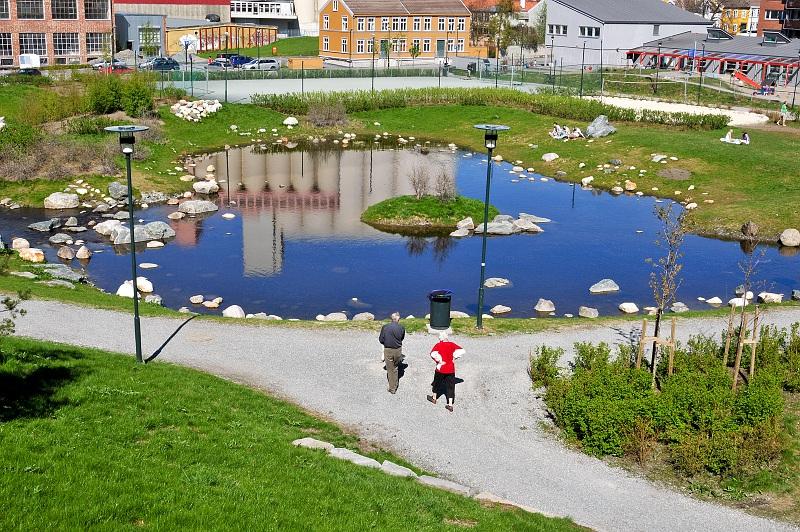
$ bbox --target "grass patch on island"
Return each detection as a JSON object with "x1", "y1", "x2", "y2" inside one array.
[
  {"x1": 361, "y1": 195, "x2": 499, "y2": 233},
  {"x1": 0, "y1": 336, "x2": 578, "y2": 531}
]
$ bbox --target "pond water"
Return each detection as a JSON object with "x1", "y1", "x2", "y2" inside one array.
[{"x1": 3, "y1": 143, "x2": 798, "y2": 320}]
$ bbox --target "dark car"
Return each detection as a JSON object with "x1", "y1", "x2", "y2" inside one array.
[
  {"x1": 18, "y1": 68, "x2": 42, "y2": 76},
  {"x1": 229, "y1": 55, "x2": 254, "y2": 68},
  {"x1": 146, "y1": 57, "x2": 180, "y2": 71}
]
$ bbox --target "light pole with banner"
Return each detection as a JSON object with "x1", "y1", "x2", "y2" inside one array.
[
  {"x1": 473, "y1": 124, "x2": 510, "y2": 330},
  {"x1": 104, "y1": 125, "x2": 150, "y2": 364}
]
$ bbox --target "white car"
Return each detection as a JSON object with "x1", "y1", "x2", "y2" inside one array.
[{"x1": 242, "y1": 59, "x2": 280, "y2": 71}]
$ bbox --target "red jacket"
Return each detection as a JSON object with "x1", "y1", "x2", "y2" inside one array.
[{"x1": 430, "y1": 341, "x2": 464, "y2": 374}]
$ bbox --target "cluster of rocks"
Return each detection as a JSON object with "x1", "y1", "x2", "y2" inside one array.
[
  {"x1": 316, "y1": 311, "x2": 375, "y2": 322},
  {"x1": 170, "y1": 99, "x2": 222, "y2": 122},
  {"x1": 450, "y1": 213, "x2": 549, "y2": 238},
  {"x1": 291, "y1": 436, "x2": 544, "y2": 515}
]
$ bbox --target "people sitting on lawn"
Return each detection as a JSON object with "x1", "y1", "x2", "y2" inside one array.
[
  {"x1": 741, "y1": 131, "x2": 750, "y2": 145},
  {"x1": 549, "y1": 124, "x2": 566, "y2": 139},
  {"x1": 570, "y1": 127, "x2": 586, "y2": 139},
  {"x1": 549, "y1": 124, "x2": 585, "y2": 141},
  {"x1": 719, "y1": 129, "x2": 750, "y2": 145}
]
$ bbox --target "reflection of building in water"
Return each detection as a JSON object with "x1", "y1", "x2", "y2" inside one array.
[{"x1": 195, "y1": 146, "x2": 456, "y2": 275}]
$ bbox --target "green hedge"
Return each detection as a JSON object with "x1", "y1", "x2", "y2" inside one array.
[
  {"x1": 250, "y1": 88, "x2": 730, "y2": 130},
  {"x1": 534, "y1": 326, "x2": 796, "y2": 478}
]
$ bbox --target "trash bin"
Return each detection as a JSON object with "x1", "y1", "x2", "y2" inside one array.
[{"x1": 428, "y1": 289, "x2": 452, "y2": 330}]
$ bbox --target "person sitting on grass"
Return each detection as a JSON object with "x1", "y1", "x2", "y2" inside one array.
[
  {"x1": 570, "y1": 126, "x2": 586, "y2": 139},
  {"x1": 741, "y1": 131, "x2": 750, "y2": 145},
  {"x1": 720, "y1": 129, "x2": 740, "y2": 144},
  {"x1": 549, "y1": 124, "x2": 565, "y2": 139}
]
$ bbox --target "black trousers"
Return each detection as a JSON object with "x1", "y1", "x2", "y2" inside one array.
[{"x1": 431, "y1": 372, "x2": 456, "y2": 402}]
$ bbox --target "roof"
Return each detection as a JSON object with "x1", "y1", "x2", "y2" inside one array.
[
  {"x1": 552, "y1": 0, "x2": 712, "y2": 25},
  {"x1": 632, "y1": 31, "x2": 800, "y2": 62},
  {"x1": 721, "y1": 0, "x2": 759, "y2": 8},
  {"x1": 340, "y1": 0, "x2": 471, "y2": 15}
]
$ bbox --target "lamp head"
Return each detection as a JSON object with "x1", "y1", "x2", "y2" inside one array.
[
  {"x1": 105, "y1": 125, "x2": 150, "y2": 152},
  {"x1": 474, "y1": 124, "x2": 510, "y2": 150}
]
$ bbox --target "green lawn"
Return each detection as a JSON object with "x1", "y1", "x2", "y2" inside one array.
[
  {"x1": 361, "y1": 195, "x2": 500, "y2": 232},
  {"x1": 0, "y1": 336, "x2": 577, "y2": 530},
  {"x1": 199, "y1": 36, "x2": 319, "y2": 59}
]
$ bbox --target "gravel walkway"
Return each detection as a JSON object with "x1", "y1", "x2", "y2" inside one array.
[
  {"x1": 588, "y1": 95, "x2": 770, "y2": 127},
  {"x1": 15, "y1": 301, "x2": 800, "y2": 532}
]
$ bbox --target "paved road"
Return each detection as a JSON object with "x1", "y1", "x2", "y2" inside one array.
[{"x1": 15, "y1": 301, "x2": 800, "y2": 531}]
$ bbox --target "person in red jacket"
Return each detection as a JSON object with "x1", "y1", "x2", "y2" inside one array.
[{"x1": 426, "y1": 331, "x2": 464, "y2": 412}]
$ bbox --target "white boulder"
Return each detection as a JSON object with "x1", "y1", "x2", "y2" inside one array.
[
  {"x1": 758, "y1": 292, "x2": 784, "y2": 304},
  {"x1": 534, "y1": 298, "x2": 555, "y2": 313},
  {"x1": 484, "y1": 277, "x2": 510, "y2": 288},
  {"x1": 44, "y1": 192, "x2": 79, "y2": 210},
  {"x1": 541, "y1": 153, "x2": 559, "y2": 162},
  {"x1": 18, "y1": 248, "x2": 44, "y2": 263},
  {"x1": 779, "y1": 228, "x2": 800, "y2": 247},
  {"x1": 222, "y1": 305, "x2": 246, "y2": 318},
  {"x1": 619, "y1": 302, "x2": 639, "y2": 314},
  {"x1": 490, "y1": 304, "x2": 512, "y2": 314}
]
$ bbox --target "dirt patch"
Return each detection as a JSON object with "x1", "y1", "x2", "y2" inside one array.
[
  {"x1": 443, "y1": 517, "x2": 477, "y2": 527},
  {"x1": 657, "y1": 168, "x2": 692, "y2": 181}
]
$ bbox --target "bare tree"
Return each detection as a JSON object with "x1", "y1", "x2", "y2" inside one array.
[
  {"x1": 408, "y1": 164, "x2": 430, "y2": 200},
  {"x1": 434, "y1": 166, "x2": 456, "y2": 202},
  {"x1": 673, "y1": 0, "x2": 724, "y2": 19},
  {"x1": 647, "y1": 204, "x2": 688, "y2": 379}
]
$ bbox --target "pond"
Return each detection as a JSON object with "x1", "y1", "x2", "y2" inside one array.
[{"x1": 3, "y1": 143, "x2": 798, "y2": 320}]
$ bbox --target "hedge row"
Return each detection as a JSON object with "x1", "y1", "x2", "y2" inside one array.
[{"x1": 250, "y1": 87, "x2": 730, "y2": 130}]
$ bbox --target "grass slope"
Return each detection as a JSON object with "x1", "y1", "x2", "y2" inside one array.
[
  {"x1": 0, "y1": 337, "x2": 577, "y2": 530},
  {"x1": 361, "y1": 195, "x2": 500, "y2": 231},
  {"x1": 199, "y1": 36, "x2": 318, "y2": 59}
]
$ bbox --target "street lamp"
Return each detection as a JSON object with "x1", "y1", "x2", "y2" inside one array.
[
  {"x1": 104, "y1": 125, "x2": 150, "y2": 364},
  {"x1": 223, "y1": 32, "x2": 229, "y2": 103},
  {"x1": 697, "y1": 42, "x2": 706, "y2": 106},
  {"x1": 473, "y1": 123, "x2": 510, "y2": 330},
  {"x1": 371, "y1": 34, "x2": 376, "y2": 94},
  {"x1": 654, "y1": 41, "x2": 662, "y2": 94},
  {"x1": 495, "y1": 37, "x2": 500, "y2": 88}
]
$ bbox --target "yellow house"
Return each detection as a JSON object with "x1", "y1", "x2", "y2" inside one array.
[
  {"x1": 318, "y1": 0, "x2": 473, "y2": 65},
  {"x1": 719, "y1": 0, "x2": 759, "y2": 36}
]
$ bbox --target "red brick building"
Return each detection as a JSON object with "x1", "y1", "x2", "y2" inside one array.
[
  {"x1": 0, "y1": 0, "x2": 112, "y2": 66},
  {"x1": 758, "y1": 0, "x2": 800, "y2": 38}
]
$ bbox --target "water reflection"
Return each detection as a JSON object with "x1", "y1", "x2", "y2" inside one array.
[{"x1": 192, "y1": 145, "x2": 457, "y2": 275}]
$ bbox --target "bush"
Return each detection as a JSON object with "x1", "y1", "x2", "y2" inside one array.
[
  {"x1": 66, "y1": 116, "x2": 114, "y2": 135},
  {"x1": 25, "y1": 85, "x2": 86, "y2": 125},
  {"x1": 121, "y1": 74, "x2": 155, "y2": 117},
  {"x1": 538, "y1": 329, "x2": 792, "y2": 478},
  {"x1": 86, "y1": 74, "x2": 123, "y2": 115},
  {"x1": 84, "y1": 73, "x2": 155, "y2": 117},
  {"x1": 0, "y1": 121, "x2": 42, "y2": 154},
  {"x1": 307, "y1": 101, "x2": 347, "y2": 127},
  {"x1": 250, "y1": 88, "x2": 730, "y2": 130}
]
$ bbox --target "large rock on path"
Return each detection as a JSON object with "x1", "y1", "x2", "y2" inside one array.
[{"x1": 44, "y1": 192, "x2": 79, "y2": 210}]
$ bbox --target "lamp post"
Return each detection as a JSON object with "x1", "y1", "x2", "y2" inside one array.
[
  {"x1": 550, "y1": 35, "x2": 556, "y2": 93},
  {"x1": 223, "y1": 32, "x2": 229, "y2": 103},
  {"x1": 371, "y1": 34, "x2": 376, "y2": 94},
  {"x1": 473, "y1": 124, "x2": 510, "y2": 330},
  {"x1": 104, "y1": 125, "x2": 150, "y2": 364},
  {"x1": 495, "y1": 37, "x2": 500, "y2": 88},
  {"x1": 579, "y1": 41, "x2": 586, "y2": 98},
  {"x1": 654, "y1": 41, "x2": 662, "y2": 95},
  {"x1": 697, "y1": 42, "x2": 706, "y2": 106}
]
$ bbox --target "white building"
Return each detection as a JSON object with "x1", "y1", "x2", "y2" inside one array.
[
  {"x1": 230, "y1": 0, "x2": 321, "y2": 35},
  {"x1": 544, "y1": 0, "x2": 712, "y2": 66}
]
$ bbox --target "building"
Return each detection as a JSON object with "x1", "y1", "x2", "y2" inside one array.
[
  {"x1": 719, "y1": 0, "x2": 759, "y2": 35},
  {"x1": 627, "y1": 27, "x2": 800, "y2": 86},
  {"x1": 318, "y1": 0, "x2": 473, "y2": 66},
  {"x1": 544, "y1": 0, "x2": 712, "y2": 66},
  {"x1": 758, "y1": 0, "x2": 800, "y2": 38},
  {"x1": 113, "y1": 0, "x2": 230, "y2": 23},
  {"x1": 231, "y1": 0, "x2": 322, "y2": 36},
  {"x1": 0, "y1": 0, "x2": 112, "y2": 66}
]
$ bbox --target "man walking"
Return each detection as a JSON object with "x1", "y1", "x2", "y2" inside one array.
[{"x1": 379, "y1": 312, "x2": 405, "y2": 394}]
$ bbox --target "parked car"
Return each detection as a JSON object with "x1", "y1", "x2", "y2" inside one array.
[
  {"x1": 17, "y1": 68, "x2": 42, "y2": 76},
  {"x1": 141, "y1": 57, "x2": 180, "y2": 71},
  {"x1": 100, "y1": 64, "x2": 133, "y2": 75},
  {"x1": 205, "y1": 60, "x2": 227, "y2": 71},
  {"x1": 241, "y1": 58, "x2": 280, "y2": 71},
  {"x1": 229, "y1": 55, "x2": 254, "y2": 68},
  {"x1": 93, "y1": 58, "x2": 126, "y2": 70}
]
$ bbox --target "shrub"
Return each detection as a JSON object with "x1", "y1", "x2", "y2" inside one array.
[
  {"x1": 307, "y1": 101, "x2": 348, "y2": 127},
  {"x1": 86, "y1": 74, "x2": 123, "y2": 115},
  {"x1": 121, "y1": 74, "x2": 155, "y2": 117},
  {"x1": 0, "y1": 121, "x2": 42, "y2": 154},
  {"x1": 528, "y1": 346, "x2": 562, "y2": 389},
  {"x1": 66, "y1": 116, "x2": 114, "y2": 135},
  {"x1": 84, "y1": 73, "x2": 155, "y2": 117}
]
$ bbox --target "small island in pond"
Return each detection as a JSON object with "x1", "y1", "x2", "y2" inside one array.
[{"x1": 361, "y1": 195, "x2": 499, "y2": 234}]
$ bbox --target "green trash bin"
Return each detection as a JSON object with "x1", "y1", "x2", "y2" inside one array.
[{"x1": 429, "y1": 290, "x2": 452, "y2": 330}]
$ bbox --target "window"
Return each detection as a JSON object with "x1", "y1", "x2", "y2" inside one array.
[
  {"x1": 357, "y1": 17, "x2": 364, "y2": 31},
  {"x1": 400, "y1": 17, "x2": 407, "y2": 31},
  {"x1": 323, "y1": 15, "x2": 329, "y2": 29},
  {"x1": 457, "y1": 38, "x2": 464, "y2": 52},
  {"x1": 0, "y1": 33, "x2": 11, "y2": 56},
  {"x1": 367, "y1": 17, "x2": 375, "y2": 31},
  {"x1": 356, "y1": 39, "x2": 364, "y2": 53},
  {"x1": 422, "y1": 38, "x2": 430, "y2": 52},
  {"x1": 332, "y1": 0, "x2": 338, "y2": 11},
  {"x1": 53, "y1": 32, "x2": 79, "y2": 56},
  {"x1": 448, "y1": 18, "x2": 455, "y2": 31},
  {"x1": 391, "y1": 38, "x2": 406, "y2": 53},
  {"x1": 0, "y1": 0, "x2": 7, "y2": 19},
  {"x1": 438, "y1": 17, "x2": 445, "y2": 31},
  {"x1": 413, "y1": 17, "x2": 420, "y2": 31},
  {"x1": 764, "y1": 10, "x2": 783, "y2": 20},
  {"x1": 547, "y1": 24, "x2": 567, "y2": 36},
  {"x1": 423, "y1": 17, "x2": 431, "y2": 31},
  {"x1": 322, "y1": 36, "x2": 329, "y2": 51},
  {"x1": 84, "y1": 0, "x2": 109, "y2": 19},
  {"x1": 412, "y1": 38, "x2": 420, "y2": 51},
  {"x1": 458, "y1": 18, "x2": 465, "y2": 32},
  {"x1": 341, "y1": 38, "x2": 347, "y2": 53},
  {"x1": 653, "y1": 24, "x2": 660, "y2": 36},
  {"x1": 392, "y1": 17, "x2": 401, "y2": 31},
  {"x1": 19, "y1": 33, "x2": 46, "y2": 57},
  {"x1": 52, "y1": 0, "x2": 77, "y2": 19},
  {"x1": 341, "y1": 16, "x2": 348, "y2": 31},
  {"x1": 381, "y1": 17, "x2": 389, "y2": 31},
  {"x1": 579, "y1": 26, "x2": 600, "y2": 38},
  {"x1": 138, "y1": 26, "x2": 161, "y2": 55},
  {"x1": 366, "y1": 38, "x2": 373, "y2": 53},
  {"x1": 17, "y1": 0, "x2": 44, "y2": 19},
  {"x1": 86, "y1": 32, "x2": 110, "y2": 55}
]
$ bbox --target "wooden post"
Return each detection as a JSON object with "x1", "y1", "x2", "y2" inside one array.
[
  {"x1": 668, "y1": 318, "x2": 677, "y2": 376},
  {"x1": 723, "y1": 304, "x2": 736, "y2": 366},
  {"x1": 732, "y1": 314, "x2": 749, "y2": 390},
  {"x1": 636, "y1": 319, "x2": 648, "y2": 369}
]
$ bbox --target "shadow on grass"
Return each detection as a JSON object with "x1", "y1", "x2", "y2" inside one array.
[{"x1": 0, "y1": 342, "x2": 83, "y2": 422}]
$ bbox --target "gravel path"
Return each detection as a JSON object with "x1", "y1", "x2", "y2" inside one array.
[{"x1": 15, "y1": 301, "x2": 800, "y2": 532}]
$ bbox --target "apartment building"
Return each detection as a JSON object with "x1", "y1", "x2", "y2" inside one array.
[
  {"x1": 231, "y1": 0, "x2": 321, "y2": 35},
  {"x1": 0, "y1": 0, "x2": 112, "y2": 66},
  {"x1": 720, "y1": 0, "x2": 759, "y2": 35},
  {"x1": 318, "y1": 0, "x2": 472, "y2": 65},
  {"x1": 758, "y1": 0, "x2": 800, "y2": 38}
]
